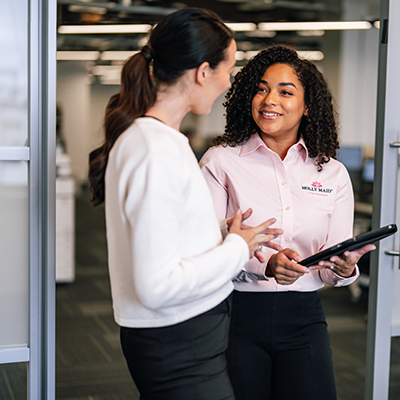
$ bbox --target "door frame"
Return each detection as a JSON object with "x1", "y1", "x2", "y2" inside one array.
[{"x1": 365, "y1": 0, "x2": 400, "y2": 398}]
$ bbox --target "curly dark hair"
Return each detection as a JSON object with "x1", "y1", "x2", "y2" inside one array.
[{"x1": 213, "y1": 45, "x2": 339, "y2": 171}]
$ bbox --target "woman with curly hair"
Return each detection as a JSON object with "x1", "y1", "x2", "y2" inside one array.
[{"x1": 200, "y1": 45, "x2": 374, "y2": 400}]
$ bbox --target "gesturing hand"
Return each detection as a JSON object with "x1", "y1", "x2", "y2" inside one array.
[{"x1": 229, "y1": 209, "x2": 283, "y2": 260}]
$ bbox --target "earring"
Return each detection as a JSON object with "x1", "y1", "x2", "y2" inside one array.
[{"x1": 304, "y1": 109, "x2": 308, "y2": 116}]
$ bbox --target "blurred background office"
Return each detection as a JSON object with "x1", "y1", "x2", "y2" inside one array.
[{"x1": 2, "y1": 0, "x2": 400, "y2": 399}]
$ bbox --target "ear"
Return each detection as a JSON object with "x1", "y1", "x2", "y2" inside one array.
[
  {"x1": 304, "y1": 108, "x2": 308, "y2": 116},
  {"x1": 195, "y1": 61, "x2": 211, "y2": 86}
]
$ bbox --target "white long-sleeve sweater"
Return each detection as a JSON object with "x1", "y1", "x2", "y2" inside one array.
[{"x1": 105, "y1": 117, "x2": 249, "y2": 328}]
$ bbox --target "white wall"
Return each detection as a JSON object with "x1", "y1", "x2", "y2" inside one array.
[
  {"x1": 197, "y1": 91, "x2": 227, "y2": 138},
  {"x1": 57, "y1": 61, "x2": 92, "y2": 185},
  {"x1": 57, "y1": 63, "x2": 120, "y2": 186},
  {"x1": 89, "y1": 81, "x2": 119, "y2": 150},
  {"x1": 336, "y1": 0, "x2": 380, "y2": 156}
]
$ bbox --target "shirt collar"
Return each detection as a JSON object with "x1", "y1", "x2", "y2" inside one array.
[{"x1": 239, "y1": 133, "x2": 309, "y2": 162}]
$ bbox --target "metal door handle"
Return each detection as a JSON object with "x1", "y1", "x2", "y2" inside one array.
[
  {"x1": 385, "y1": 249, "x2": 400, "y2": 256},
  {"x1": 389, "y1": 142, "x2": 400, "y2": 148}
]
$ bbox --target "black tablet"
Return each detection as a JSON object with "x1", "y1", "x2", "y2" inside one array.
[{"x1": 299, "y1": 224, "x2": 398, "y2": 267}]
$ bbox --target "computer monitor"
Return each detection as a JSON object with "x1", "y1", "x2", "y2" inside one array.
[
  {"x1": 336, "y1": 146, "x2": 363, "y2": 171},
  {"x1": 362, "y1": 159, "x2": 374, "y2": 183}
]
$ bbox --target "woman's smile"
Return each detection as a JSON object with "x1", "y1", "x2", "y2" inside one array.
[{"x1": 260, "y1": 111, "x2": 282, "y2": 118}]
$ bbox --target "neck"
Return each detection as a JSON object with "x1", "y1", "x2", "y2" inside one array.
[
  {"x1": 145, "y1": 85, "x2": 190, "y2": 131},
  {"x1": 259, "y1": 132, "x2": 298, "y2": 160}
]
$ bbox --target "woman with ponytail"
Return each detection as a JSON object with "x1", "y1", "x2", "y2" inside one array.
[{"x1": 88, "y1": 8, "x2": 282, "y2": 399}]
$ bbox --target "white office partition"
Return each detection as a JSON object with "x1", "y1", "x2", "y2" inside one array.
[
  {"x1": 0, "y1": 0, "x2": 28, "y2": 148},
  {"x1": 0, "y1": 161, "x2": 29, "y2": 348},
  {"x1": 0, "y1": 0, "x2": 30, "y2": 353},
  {"x1": 0, "y1": 0, "x2": 56, "y2": 399}
]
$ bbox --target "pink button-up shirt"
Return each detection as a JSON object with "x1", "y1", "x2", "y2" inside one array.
[{"x1": 200, "y1": 133, "x2": 359, "y2": 292}]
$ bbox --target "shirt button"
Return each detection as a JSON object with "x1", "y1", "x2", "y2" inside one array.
[
  {"x1": 285, "y1": 238, "x2": 290, "y2": 242},
  {"x1": 281, "y1": 182, "x2": 286, "y2": 186},
  {"x1": 286, "y1": 206, "x2": 290, "y2": 210}
]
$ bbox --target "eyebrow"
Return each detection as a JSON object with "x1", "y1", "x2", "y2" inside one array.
[{"x1": 259, "y1": 79, "x2": 297, "y2": 89}]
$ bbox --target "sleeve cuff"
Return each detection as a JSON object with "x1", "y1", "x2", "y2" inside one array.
[
  {"x1": 243, "y1": 252, "x2": 275, "y2": 278},
  {"x1": 333, "y1": 265, "x2": 360, "y2": 287},
  {"x1": 219, "y1": 219, "x2": 229, "y2": 239}
]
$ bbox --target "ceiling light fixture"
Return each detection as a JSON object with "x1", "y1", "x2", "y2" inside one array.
[
  {"x1": 57, "y1": 51, "x2": 100, "y2": 60},
  {"x1": 297, "y1": 50, "x2": 324, "y2": 61},
  {"x1": 297, "y1": 30, "x2": 325, "y2": 37},
  {"x1": 258, "y1": 21, "x2": 372, "y2": 31},
  {"x1": 91, "y1": 65, "x2": 122, "y2": 76},
  {"x1": 68, "y1": 5, "x2": 107, "y2": 14},
  {"x1": 226, "y1": 22, "x2": 256, "y2": 32},
  {"x1": 58, "y1": 24, "x2": 152, "y2": 34},
  {"x1": 98, "y1": 75, "x2": 121, "y2": 85},
  {"x1": 100, "y1": 51, "x2": 139, "y2": 61},
  {"x1": 244, "y1": 30, "x2": 276, "y2": 38},
  {"x1": 235, "y1": 50, "x2": 324, "y2": 62},
  {"x1": 235, "y1": 51, "x2": 246, "y2": 61}
]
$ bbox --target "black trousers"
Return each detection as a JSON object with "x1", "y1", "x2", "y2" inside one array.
[
  {"x1": 120, "y1": 296, "x2": 235, "y2": 400},
  {"x1": 226, "y1": 291, "x2": 337, "y2": 400}
]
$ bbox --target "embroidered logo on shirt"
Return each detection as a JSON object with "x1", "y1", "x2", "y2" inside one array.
[
  {"x1": 312, "y1": 181, "x2": 322, "y2": 188},
  {"x1": 302, "y1": 181, "x2": 333, "y2": 196}
]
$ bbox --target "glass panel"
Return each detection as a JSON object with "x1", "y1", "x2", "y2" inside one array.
[
  {"x1": 0, "y1": 363, "x2": 27, "y2": 399},
  {"x1": 0, "y1": 161, "x2": 29, "y2": 347},
  {"x1": 0, "y1": 0, "x2": 28, "y2": 146}
]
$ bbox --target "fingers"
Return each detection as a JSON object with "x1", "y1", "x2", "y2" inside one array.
[
  {"x1": 335, "y1": 244, "x2": 375, "y2": 263},
  {"x1": 280, "y1": 261, "x2": 309, "y2": 276},
  {"x1": 310, "y1": 243, "x2": 377, "y2": 270},
  {"x1": 254, "y1": 250, "x2": 266, "y2": 263},
  {"x1": 253, "y1": 218, "x2": 280, "y2": 234},
  {"x1": 230, "y1": 210, "x2": 284, "y2": 259},
  {"x1": 274, "y1": 264, "x2": 308, "y2": 285},
  {"x1": 345, "y1": 244, "x2": 376, "y2": 259},
  {"x1": 313, "y1": 244, "x2": 377, "y2": 276},
  {"x1": 241, "y1": 208, "x2": 253, "y2": 222},
  {"x1": 264, "y1": 242, "x2": 283, "y2": 252},
  {"x1": 258, "y1": 233, "x2": 282, "y2": 246},
  {"x1": 229, "y1": 209, "x2": 243, "y2": 233},
  {"x1": 267, "y1": 249, "x2": 309, "y2": 285},
  {"x1": 228, "y1": 208, "x2": 253, "y2": 230}
]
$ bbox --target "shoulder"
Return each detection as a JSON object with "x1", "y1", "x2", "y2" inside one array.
[
  {"x1": 114, "y1": 119, "x2": 188, "y2": 160},
  {"x1": 128, "y1": 118, "x2": 186, "y2": 150},
  {"x1": 108, "y1": 119, "x2": 190, "y2": 179},
  {"x1": 326, "y1": 158, "x2": 351, "y2": 178},
  {"x1": 314, "y1": 157, "x2": 352, "y2": 190},
  {"x1": 200, "y1": 144, "x2": 240, "y2": 168},
  {"x1": 308, "y1": 155, "x2": 350, "y2": 175}
]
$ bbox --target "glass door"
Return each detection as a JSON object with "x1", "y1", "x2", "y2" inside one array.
[
  {"x1": 365, "y1": 0, "x2": 400, "y2": 398},
  {"x1": 0, "y1": 0, "x2": 56, "y2": 399}
]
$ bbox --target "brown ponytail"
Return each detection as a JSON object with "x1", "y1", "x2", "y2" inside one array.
[{"x1": 89, "y1": 50, "x2": 157, "y2": 206}]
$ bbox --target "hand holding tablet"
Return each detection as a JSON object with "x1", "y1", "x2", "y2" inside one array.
[{"x1": 299, "y1": 224, "x2": 397, "y2": 267}]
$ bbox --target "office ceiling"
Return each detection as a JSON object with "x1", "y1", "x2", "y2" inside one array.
[{"x1": 57, "y1": 0, "x2": 349, "y2": 54}]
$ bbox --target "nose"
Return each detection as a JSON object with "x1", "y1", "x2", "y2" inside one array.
[{"x1": 263, "y1": 90, "x2": 278, "y2": 106}]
